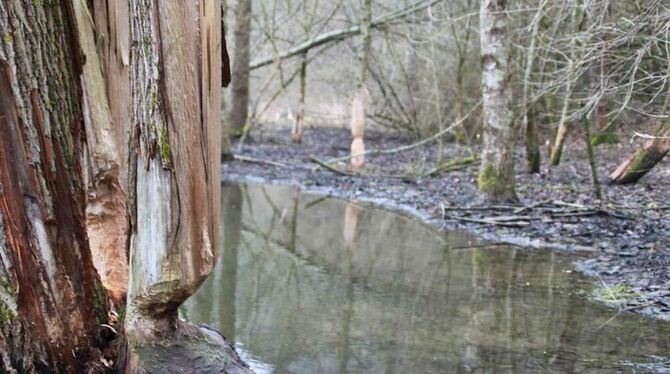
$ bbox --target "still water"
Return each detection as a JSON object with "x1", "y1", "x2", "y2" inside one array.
[{"x1": 183, "y1": 183, "x2": 670, "y2": 373}]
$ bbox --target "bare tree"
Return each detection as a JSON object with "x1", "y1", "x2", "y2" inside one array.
[
  {"x1": 350, "y1": 0, "x2": 373, "y2": 170},
  {"x1": 477, "y1": 0, "x2": 517, "y2": 202},
  {"x1": 229, "y1": 0, "x2": 253, "y2": 136}
]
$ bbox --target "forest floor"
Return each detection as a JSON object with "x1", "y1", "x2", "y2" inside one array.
[{"x1": 223, "y1": 126, "x2": 670, "y2": 320}]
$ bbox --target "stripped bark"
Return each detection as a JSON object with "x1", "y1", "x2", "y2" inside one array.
[
  {"x1": 609, "y1": 122, "x2": 670, "y2": 184},
  {"x1": 350, "y1": 0, "x2": 372, "y2": 170},
  {"x1": 477, "y1": 0, "x2": 518, "y2": 202},
  {"x1": 127, "y1": 0, "x2": 221, "y2": 330},
  {"x1": 0, "y1": 1, "x2": 108, "y2": 371},
  {"x1": 126, "y1": 2, "x2": 251, "y2": 371},
  {"x1": 75, "y1": 0, "x2": 129, "y2": 306}
]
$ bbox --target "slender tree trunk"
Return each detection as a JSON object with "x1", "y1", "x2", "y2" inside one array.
[
  {"x1": 350, "y1": 0, "x2": 372, "y2": 170},
  {"x1": 477, "y1": 0, "x2": 518, "y2": 202},
  {"x1": 126, "y1": 0, "x2": 248, "y2": 371},
  {"x1": 292, "y1": 53, "x2": 308, "y2": 143},
  {"x1": 521, "y1": 0, "x2": 546, "y2": 173},
  {"x1": 549, "y1": 1, "x2": 580, "y2": 166},
  {"x1": 0, "y1": 1, "x2": 109, "y2": 371},
  {"x1": 229, "y1": 0, "x2": 252, "y2": 136}
]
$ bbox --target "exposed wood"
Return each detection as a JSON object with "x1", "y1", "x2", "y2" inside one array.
[
  {"x1": 609, "y1": 122, "x2": 670, "y2": 184},
  {"x1": 76, "y1": 0, "x2": 129, "y2": 306},
  {"x1": 126, "y1": 2, "x2": 241, "y2": 371}
]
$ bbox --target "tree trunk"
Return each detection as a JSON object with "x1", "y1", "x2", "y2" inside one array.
[
  {"x1": 126, "y1": 1, "x2": 249, "y2": 371},
  {"x1": 477, "y1": 0, "x2": 518, "y2": 202},
  {"x1": 221, "y1": 0, "x2": 234, "y2": 160},
  {"x1": 521, "y1": 0, "x2": 546, "y2": 173},
  {"x1": 0, "y1": 1, "x2": 109, "y2": 371},
  {"x1": 292, "y1": 53, "x2": 308, "y2": 143},
  {"x1": 609, "y1": 122, "x2": 670, "y2": 184},
  {"x1": 549, "y1": 0, "x2": 580, "y2": 166},
  {"x1": 229, "y1": 0, "x2": 252, "y2": 136},
  {"x1": 350, "y1": 0, "x2": 372, "y2": 170}
]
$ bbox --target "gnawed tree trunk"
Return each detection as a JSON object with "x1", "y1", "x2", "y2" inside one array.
[
  {"x1": 126, "y1": 0, "x2": 249, "y2": 371},
  {"x1": 75, "y1": 0, "x2": 129, "y2": 306},
  {"x1": 350, "y1": 0, "x2": 372, "y2": 170},
  {"x1": 477, "y1": 0, "x2": 518, "y2": 202},
  {"x1": 0, "y1": 1, "x2": 109, "y2": 371},
  {"x1": 229, "y1": 0, "x2": 252, "y2": 136},
  {"x1": 609, "y1": 122, "x2": 670, "y2": 184},
  {"x1": 292, "y1": 53, "x2": 308, "y2": 143}
]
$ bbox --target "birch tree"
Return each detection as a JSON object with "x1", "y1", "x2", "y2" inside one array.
[{"x1": 477, "y1": 0, "x2": 517, "y2": 202}]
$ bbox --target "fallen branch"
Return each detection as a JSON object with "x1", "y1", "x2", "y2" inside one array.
[
  {"x1": 234, "y1": 154, "x2": 289, "y2": 168},
  {"x1": 309, "y1": 156, "x2": 356, "y2": 176},
  {"x1": 443, "y1": 214, "x2": 531, "y2": 227},
  {"x1": 423, "y1": 155, "x2": 479, "y2": 177}
]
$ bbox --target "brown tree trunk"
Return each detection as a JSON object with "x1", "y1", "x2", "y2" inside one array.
[
  {"x1": 126, "y1": 0, "x2": 249, "y2": 371},
  {"x1": 0, "y1": 1, "x2": 108, "y2": 371},
  {"x1": 229, "y1": 0, "x2": 252, "y2": 136},
  {"x1": 477, "y1": 0, "x2": 518, "y2": 202},
  {"x1": 609, "y1": 123, "x2": 670, "y2": 184}
]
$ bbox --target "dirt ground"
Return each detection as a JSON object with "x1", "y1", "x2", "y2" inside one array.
[{"x1": 222, "y1": 126, "x2": 670, "y2": 320}]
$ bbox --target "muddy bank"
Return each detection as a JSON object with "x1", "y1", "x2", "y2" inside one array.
[{"x1": 222, "y1": 127, "x2": 670, "y2": 320}]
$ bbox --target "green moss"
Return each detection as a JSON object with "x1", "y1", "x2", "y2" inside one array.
[
  {"x1": 478, "y1": 162, "x2": 514, "y2": 198},
  {"x1": 0, "y1": 302, "x2": 16, "y2": 328},
  {"x1": 148, "y1": 91, "x2": 160, "y2": 112},
  {"x1": 2, "y1": 33, "x2": 12, "y2": 44},
  {"x1": 0, "y1": 278, "x2": 16, "y2": 296},
  {"x1": 593, "y1": 283, "x2": 639, "y2": 303},
  {"x1": 92, "y1": 280, "x2": 108, "y2": 324},
  {"x1": 590, "y1": 132, "x2": 620, "y2": 146},
  {"x1": 159, "y1": 126, "x2": 172, "y2": 166}
]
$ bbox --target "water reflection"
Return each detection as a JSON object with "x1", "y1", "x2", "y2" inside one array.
[{"x1": 184, "y1": 183, "x2": 670, "y2": 373}]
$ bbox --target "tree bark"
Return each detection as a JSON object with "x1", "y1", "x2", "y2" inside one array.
[
  {"x1": 0, "y1": 1, "x2": 108, "y2": 371},
  {"x1": 609, "y1": 123, "x2": 670, "y2": 184},
  {"x1": 126, "y1": 1, "x2": 250, "y2": 371},
  {"x1": 229, "y1": 0, "x2": 252, "y2": 136},
  {"x1": 477, "y1": 0, "x2": 518, "y2": 202},
  {"x1": 350, "y1": 0, "x2": 373, "y2": 170},
  {"x1": 292, "y1": 53, "x2": 308, "y2": 143},
  {"x1": 127, "y1": 0, "x2": 218, "y2": 331}
]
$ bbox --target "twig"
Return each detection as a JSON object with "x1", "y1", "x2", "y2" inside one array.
[{"x1": 234, "y1": 154, "x2": 289, "y2": 168}]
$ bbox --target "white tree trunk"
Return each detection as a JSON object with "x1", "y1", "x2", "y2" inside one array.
[{"x1": 477, "y1": 0, "x2": 517, "y2": 202}]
